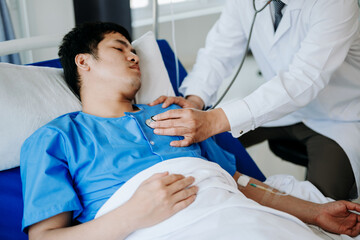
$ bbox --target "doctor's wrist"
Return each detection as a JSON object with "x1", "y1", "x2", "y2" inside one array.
[
  {"x1": 207, "y1": 108, "x2": 231, "y2": 136},
  {"x1": 186, "y1": 95, "x2": 205, "y2": 110}
]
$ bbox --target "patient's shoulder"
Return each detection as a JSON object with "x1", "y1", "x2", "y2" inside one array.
[
  {"x1": 27, "y1": 111, "x2": 81, "y2": 141},
  {"x1": 44, "y1": 111, "x2": 80, "y2": 128}
]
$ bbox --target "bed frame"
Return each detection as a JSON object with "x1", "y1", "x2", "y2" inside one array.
[{"x1": 0, "y1": 35, "x2": 265, "y2": 240}]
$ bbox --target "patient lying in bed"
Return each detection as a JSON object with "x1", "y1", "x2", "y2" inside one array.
[{"x1": 20, "y1": 22, "x2": 360, "y2": 240}]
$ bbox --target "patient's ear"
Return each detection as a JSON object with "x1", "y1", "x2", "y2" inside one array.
[{"x1": 75, "y1": 54, "x2": 90, "y2": 71}]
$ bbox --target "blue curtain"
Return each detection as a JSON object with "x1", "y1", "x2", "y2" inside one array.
[{"x1": 0, "y1": 0, "x2": 21, "y2": 64}]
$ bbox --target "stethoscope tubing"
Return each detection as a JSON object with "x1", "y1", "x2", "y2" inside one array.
[{"x1": 210, "y1": 0, "x2": 273, "y2": 109}]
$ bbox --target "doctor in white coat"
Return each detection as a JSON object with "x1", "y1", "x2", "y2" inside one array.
[{"x1": 150, "y1": 0, "x2": 360, "y2": 200}]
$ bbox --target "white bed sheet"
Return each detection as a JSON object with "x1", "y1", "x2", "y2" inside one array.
[{"x1": 95, "y1": 157, "x2": 338, "y2": 240}]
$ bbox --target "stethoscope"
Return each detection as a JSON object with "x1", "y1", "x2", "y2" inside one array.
[
  {"x1": 146, "y1": 0, "x2": 274, "y2": 127},
  {"x1": 210, "y1": 0, "x2": 274, "y2": 109},
  {"x1": 145, "y1": 116, "x2": 156, "y2": 127}
]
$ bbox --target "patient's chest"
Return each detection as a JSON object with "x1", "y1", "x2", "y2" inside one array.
[{"x1": 64, "y1": 104, "x2": 203, "y2": 221}]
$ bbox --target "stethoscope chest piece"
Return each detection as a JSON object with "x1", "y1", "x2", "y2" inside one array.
[{"x1": 145, "y1": 116, "x2": 156, "y2": 128}]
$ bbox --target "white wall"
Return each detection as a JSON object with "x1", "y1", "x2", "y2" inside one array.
[
  {"x1": 7, "y1": 0, "x2": 75, "y2": 63},
  {"x1": 133, "y1": 13, "x2": 220, "y2": 70},
  {"x1": 26, "y1": 0, "x2": 75, "y2": 61}
]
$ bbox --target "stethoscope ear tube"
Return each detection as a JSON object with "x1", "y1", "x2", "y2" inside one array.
[{"x1": 210, "y1": 0, "x2": 273, "y2": 109}]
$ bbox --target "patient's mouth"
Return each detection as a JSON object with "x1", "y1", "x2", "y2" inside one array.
[{"x1": 130, "y1": 65, "x2": 140, "y2": 71}]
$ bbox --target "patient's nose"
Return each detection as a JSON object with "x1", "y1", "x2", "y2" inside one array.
[{"x1": 128, "y1": 53, "x2": 139, "y2": 64}]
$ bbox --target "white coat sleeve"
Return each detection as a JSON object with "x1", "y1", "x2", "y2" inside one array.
[
  {"x1": 179, "y1": 0, "x2": 248, "y2": 106},
  {"x1": 223, "y1": 0, "x2": 359, "y2": 137}
]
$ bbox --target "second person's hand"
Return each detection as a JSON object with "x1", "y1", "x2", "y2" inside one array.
[{"x1": 150, "y1": 108, "x2": 230, "y2": 147}]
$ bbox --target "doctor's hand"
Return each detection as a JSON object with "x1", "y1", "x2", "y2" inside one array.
[
  {"x1": 314, "y1": 200, "x2": 360, "y2": 237},
  {"x1": 150, "y1": 108, "x2": 230, "y2": 147},
  {"x1": 126, "y1": 172, "x2": 198, "y2": 230},
  {"x1": 149, "y1": 95, "x2": 204, "y2": 110}
]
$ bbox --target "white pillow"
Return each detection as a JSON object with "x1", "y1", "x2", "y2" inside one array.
[
  {"x1": 133, "y1": 31, "x2": 175, "y2": 104},
  {"x1": 0, "y1": 31, "x2": 175, "y2": 171},
  {"x1": 0, "y1": 64, "x2": 81, "y2": 171}
]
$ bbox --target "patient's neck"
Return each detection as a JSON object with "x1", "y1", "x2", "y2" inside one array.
[{"x1": 81, "y1": 92, "x2": 139, "y2": 118}]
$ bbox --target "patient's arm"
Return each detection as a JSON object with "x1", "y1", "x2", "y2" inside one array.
[
  {"x1": 28, "y1": 172, "x2": 198, "y2": 240},
  {"x1": 233, "y1": 171, "x2": 360, "y2": 237}
]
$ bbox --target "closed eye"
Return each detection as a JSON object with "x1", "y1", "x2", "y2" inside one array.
[{"x1": 115, "y1": 48, "x2": 123, "y2": 52}]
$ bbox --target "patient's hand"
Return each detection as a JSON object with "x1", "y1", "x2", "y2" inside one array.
[
  {"x1": 315, "y1": 200, "x2": 360, "y2": 237},
  {"x1": 125, "y1": 172, "x2": 198, "y2": 230},
  {"x1": 149, "y1": 95, "x2": 204, "y2": 110}
]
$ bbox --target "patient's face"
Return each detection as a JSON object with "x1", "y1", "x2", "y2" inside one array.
[{"x1": 89, "y1": 32, "x2": 141, "y2": 100}]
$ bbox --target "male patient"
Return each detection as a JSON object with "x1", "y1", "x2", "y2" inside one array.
[{"x1": 20, "y1": 22, "x2": 360, "y2": 240}]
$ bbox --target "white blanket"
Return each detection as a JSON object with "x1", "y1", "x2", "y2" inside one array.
[{"x1": 95, "y1": 157, "x2": 351, "y2": 240}]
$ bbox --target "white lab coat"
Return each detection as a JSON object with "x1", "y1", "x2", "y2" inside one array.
[{"x1": 180, "y1": 0, "x2": 360, "y2": 195}]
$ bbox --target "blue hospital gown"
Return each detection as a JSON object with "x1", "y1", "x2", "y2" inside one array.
[{"x1": 20, "y1": 104, "x2": 236, "y2": 231}]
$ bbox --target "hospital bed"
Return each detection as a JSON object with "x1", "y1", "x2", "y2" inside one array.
[{"x1": 0, "y1": 32, "x2": 265, "y2": 240}]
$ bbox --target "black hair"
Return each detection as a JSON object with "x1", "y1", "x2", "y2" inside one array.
[{"x1": 58, "y1": 22, "x2": 132, "y2": 99}]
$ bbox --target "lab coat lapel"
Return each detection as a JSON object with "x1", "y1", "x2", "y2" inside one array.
[
  {"x1": 255, "y1": 0, "x2": 275, "y2": 45},
  {"x1": 271, "y1": 0, "x2": 304, "y2": 45}
]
